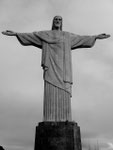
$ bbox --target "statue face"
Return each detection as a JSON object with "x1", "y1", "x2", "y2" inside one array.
[{"x1": 52, "y1": 16, "x2": 62, "y2": 30}]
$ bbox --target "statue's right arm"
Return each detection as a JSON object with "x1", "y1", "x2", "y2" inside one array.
[
  {"x1": 2, "y1": 30, "x2": 17, "y2": 36},
  {"x1": 2, "y1": 30, "x2": 42, "y2": 48}
]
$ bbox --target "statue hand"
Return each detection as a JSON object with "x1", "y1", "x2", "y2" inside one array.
[
  {"x1": 2, "y1": 30, "x2": 17, "y2": 36},
  {"x1": 96, "y1": 33, "x2": 110, "y2": 39}
]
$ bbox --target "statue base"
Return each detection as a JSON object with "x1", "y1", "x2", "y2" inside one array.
[{"x1": 34, "y1": 121, "x2": 82, "y2": 150}]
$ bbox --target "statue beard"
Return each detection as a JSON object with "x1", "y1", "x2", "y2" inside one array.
[{"x1": 51, "y1": 21, "x2": 62, "y2": 31}]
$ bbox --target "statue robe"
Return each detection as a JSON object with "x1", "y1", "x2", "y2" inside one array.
[{"x1": 16, "y1": 30, "x2": 96, "y2": 121}]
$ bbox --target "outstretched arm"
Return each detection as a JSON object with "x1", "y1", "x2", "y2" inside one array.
[
  {"x1": 2, "y1": 30, "x2": 42, "y2": 48},
  {"x1": 71, "y1": 33, "x2": 110, "y2": 50}
]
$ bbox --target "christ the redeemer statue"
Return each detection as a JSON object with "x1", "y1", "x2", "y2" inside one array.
[{"x1": 2, "y1": 16, "x2": 110, "y2": 122}]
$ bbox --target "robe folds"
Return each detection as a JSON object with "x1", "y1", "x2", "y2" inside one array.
[
  {"x1": 16, "y1": 30, "x2": 96, "y2": 121},
  {"x1": 16, "y1": 30, "x2": 96, "y2": 96}
]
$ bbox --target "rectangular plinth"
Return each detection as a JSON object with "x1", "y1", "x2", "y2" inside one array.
[{"x1": 34, "y1": 121, "x2": 82, "y2": 150}]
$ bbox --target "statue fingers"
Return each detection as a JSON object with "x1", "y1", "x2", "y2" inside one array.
[
  {"x1": 2, "y1": 31, "x2": 8, "y2": 35},
  {"x1": 2, "y1": 30, "x2": 16, "y2": 36},
  {"x1": 105, "y1": 34, "x2": 110, "y2": 38},
  {"x1": 101, "y1": 33, "x2": 110, "y2": 38}
]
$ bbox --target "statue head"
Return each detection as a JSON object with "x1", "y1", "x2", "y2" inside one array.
[{"x1": 52, "y1": 16, "x2": 63, "y2": 30}]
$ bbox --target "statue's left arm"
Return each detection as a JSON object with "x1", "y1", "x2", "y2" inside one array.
[{"x1": 71, "y1": 33, "x2": 110, "y2": 50}]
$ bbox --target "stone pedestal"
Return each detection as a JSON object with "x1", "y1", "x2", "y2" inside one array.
[{"x1": 34, "y1": 121, "x2": 82, "y2": 150}]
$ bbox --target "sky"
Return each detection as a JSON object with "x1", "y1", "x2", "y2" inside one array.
[{"x1": 0, "y1": 0, "x2": 113, "y2": 150}]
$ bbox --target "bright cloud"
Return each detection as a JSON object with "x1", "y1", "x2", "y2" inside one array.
[{"x1": 108, "y1": 143, "x2": 113, "y2": 149}]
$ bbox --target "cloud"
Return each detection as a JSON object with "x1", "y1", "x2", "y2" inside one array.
[
  {"x1": 108, "y1": 143, "x2": 113, "y2": 149},
  {"x1": 80, "y1": 59, "x2": 113, "y2": 85}
]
